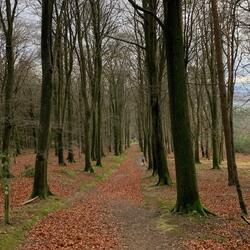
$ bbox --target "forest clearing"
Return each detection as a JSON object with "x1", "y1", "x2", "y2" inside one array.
[{"x1": 0, "y1": 0, "x2": 250, "y2": 249}]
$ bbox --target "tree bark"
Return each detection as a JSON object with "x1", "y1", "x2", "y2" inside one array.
[
  {"x1": 164, "y1": 0, "x2": 206, "y2": 214},
  {"x1": 32, "y1": 0, "x2": 54, "y2": 198},
  {"x1": 211, "y1": 0, "x2": 247, "y2": 215},
  {"x1": 0, "y1": 0, "x2": 17, "y2": 178},
  {"x1": 143, "y1": 0, "x2": 172, "y2": 185}
]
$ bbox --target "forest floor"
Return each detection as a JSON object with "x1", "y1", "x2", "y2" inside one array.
[{"x1": 0, "y1": 145, "x2": 250, "y2": 249}]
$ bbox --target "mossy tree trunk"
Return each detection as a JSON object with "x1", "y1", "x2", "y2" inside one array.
[
  {"x1": 164, "y1": 0, "x2": 206, "y2": 214},
  {"x1": 0, "y1": 0, "x2": 18, "y2": 178}
]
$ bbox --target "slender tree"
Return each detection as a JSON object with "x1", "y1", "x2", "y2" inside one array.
[
  {"x1": 211, "y1": 0, "x2": 247, "y2": 215},
  {"x1": 142, "y1": 0, "x2": 172, "y2": 185},
  {"x1": 0, "y1": 0, "x2": 18, "y2": 177}
]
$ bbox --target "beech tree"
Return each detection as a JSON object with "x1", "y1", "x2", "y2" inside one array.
[
  {"x1": 32, "y1": 0, "x2": 54, "y2": 198},
  {"x1": 211, "y1": 0, "x2": 247, "y2": 215},
  {"x1": 163, "y1": 0, "x2": 208, "y2": 214},
  {"x1": 0, "y1": 0, "x2": 18, "y2": 177}
]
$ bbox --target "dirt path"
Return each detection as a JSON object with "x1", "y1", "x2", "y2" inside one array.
[{"x1": 21, "y1": 145, "x2": 177, "y2": 250}]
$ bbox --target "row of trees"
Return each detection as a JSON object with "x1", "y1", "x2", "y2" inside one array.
[
  {"x1": 0, "y1": 0, "x2": 135, "y2": 223},
  {"x1": 0, "y1": 0, "x2": 249, "y2": 219},
  {"x1": 128, "y1": 0, "x2": 248, "y2": 215}
]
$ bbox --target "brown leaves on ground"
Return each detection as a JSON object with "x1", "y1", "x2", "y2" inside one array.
[
  {"x1": 1, "y1": 146, "x2": 250, "y2": 249},
  {"x1": 146, "y1": 154, "x2": 250, "y2": 250},
  {"x1": 21, "y1": 146, "x2": 143, "y2": 250},
  {"x1": 187, "y1": 157, "x2": 250, "y2": 250},
  {"x1": 0, "y1": 150, "x2": 94, "y2": 217}
]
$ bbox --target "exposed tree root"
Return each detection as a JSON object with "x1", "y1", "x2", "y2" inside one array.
[
  {"x1": 156, "y1": 177, "x2": 172, "y2": 186},
  {"x1": 171, "y1": 201, "x2": 216, "y2": 216},
  {"x1": 31, "y1": 188, "x2": 53, "y2": 199},
  {"x1": 84, "y1": 167, "x2": 95, "y2": 173}
]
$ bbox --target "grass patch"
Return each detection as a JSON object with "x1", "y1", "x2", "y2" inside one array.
[
  {"x1": 55, "y1": 167, "x2": 76, "y2": 178},
  {"x1": 156, "y1": 214, "x2": 180, "y2": 233},
  {"x1": 95, "y1": 155, "x2": 124, "y2": 181},
  {"x1": 0, "y1": 197, "x2": 63, "y2": 250},
  {"x1": 21, "y1": 165, "x2": 35, "y2": 178}
]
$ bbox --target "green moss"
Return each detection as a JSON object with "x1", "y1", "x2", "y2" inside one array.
[
  {"x1": 95, "y1": 155, "x2": 124, "y2": 181},
  {"x1": 21, "y1": 165, "x2": 35, "y2": 178},
  {"x1": 156, "y1": 215, "x2": 179, "y2": 233},
  {"x1": 157, "y1": 198, "x2": 176, "y2": 212},
  {"x1": 54, "y1": 168, "x2": 76, "y2": 178}
]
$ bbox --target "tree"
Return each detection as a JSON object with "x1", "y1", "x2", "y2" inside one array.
[
  {"x1": 74, "y1": 0, "x2": 94, "y2": 173},
  {"x1": 89, "y1": 0, "x2": 103, "y2": 167},
  {"x1": 53, "y1": 0, "x2": 67, "y2": 166},
  {"x1": 32, "y1": 0, "x2": 54, "y2": 198},
  {"x1": 0, "y1": 0, "x2": 18, "y2": 177},
  {"x1": 163, "y1": 0, "x2": 207, "y2": 214},
  {"x1": 211, "y1": 0, "x2": 247, "y2": 215},
  {"x1": 141, "y1": 0, "x2": 172, "y2": 185}
]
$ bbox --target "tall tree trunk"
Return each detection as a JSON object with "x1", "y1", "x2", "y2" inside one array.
[
  {"x1": 67, "y1": 87, "x2": 75, "y2": 163},
  {"x1": 147, "y1": 106, "x2": 153, "y2": 170},
  {"x1": 96, "y1": 90, "x2": 102, "y2": 166},
  {"x1": 118, "y1": 113, "x2": 123, "y2": 155},
  {"x1": 74, "y1": 0, "x2": 94, "y2": 173},
  {"x1": 113, "y1": 115, "x2": 119, "y2": 156},
  {"x1": 143, "y1": 0, "x2": 172, "y2": 185},
  {"x1": 0, "y1": 0, "x2": 17, "y2": 178},
  {"x1": 32, "y1": 0, "x2": 54, "y2": 198},
  {"x1": 219, "y1": 129, "x2": 224, "y2": 163},
  {"x1": 211, "y1": 0, "x2": 236, "y2": 185},
  {"x1": 211, "y1": 74, "x2": 220, "y2": 169},
  {"x1": 91, "y1": 112, "x2": 97, "y2": 160},
  {"x1": 211, "y1": 0, "x2": 247, "y2": 215},
  {"x1": 164, "y1": 0, "x2": 206, "y2": 214},
  {"x1": 84, "y1": 112, "x2": 93, "y2": 173},
  {"x1": 90, "y1": 0, "x2": 103, "y2": 167}
]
